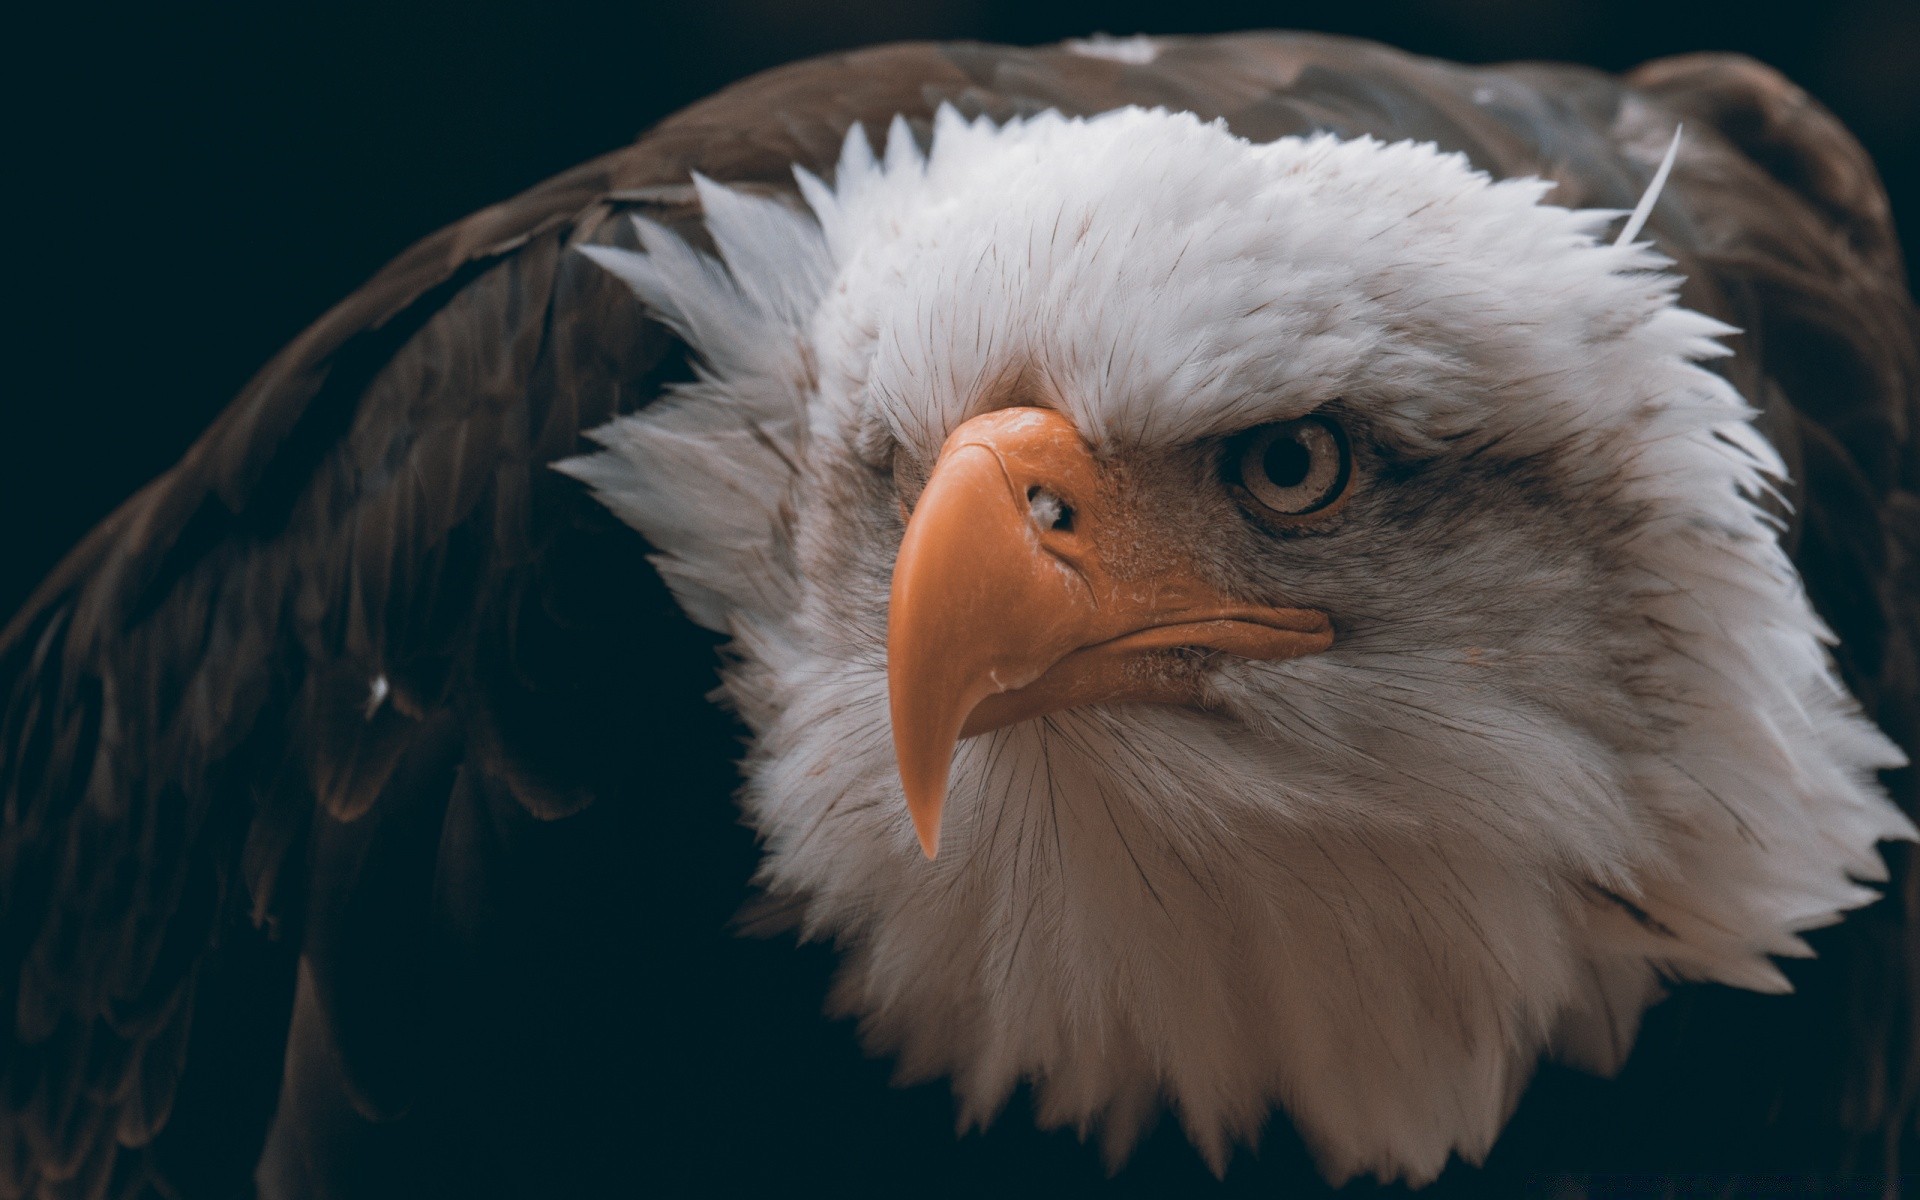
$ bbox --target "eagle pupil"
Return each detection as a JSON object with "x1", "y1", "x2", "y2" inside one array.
[{"x1": 1262, "y1": 435, "x2": 1312, "y2": 490}]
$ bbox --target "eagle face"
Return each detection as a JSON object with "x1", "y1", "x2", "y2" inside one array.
[{"x1": 566, "y1": 107, "x2": 1910, "y2": 1184}]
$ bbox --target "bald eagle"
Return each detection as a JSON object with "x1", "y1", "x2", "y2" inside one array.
[{"x1": 2, "y1": 32, "x2": 1915, "y2": 1199}]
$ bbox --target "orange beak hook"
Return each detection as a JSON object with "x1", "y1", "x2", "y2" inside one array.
[{"x1": 886, "y1": 408, "x2": 1333, "y2": 858}]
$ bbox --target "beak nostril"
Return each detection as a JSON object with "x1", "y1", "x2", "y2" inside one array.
[{"x1": 1027, "y1": 486, "x2": 1074, "y2": 533}]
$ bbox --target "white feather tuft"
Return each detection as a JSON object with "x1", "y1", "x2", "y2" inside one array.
[
  {"x1": 1615, "y1": 124, "x2": 1683, "y2": 248},
  {"x1": 1066, "y1": 33, "x2": 1162, "y2": 64}
]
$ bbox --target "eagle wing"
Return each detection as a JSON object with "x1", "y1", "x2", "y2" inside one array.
[{"x1": 2, "y1": 35, "x2": 1912, "y2": 1197}]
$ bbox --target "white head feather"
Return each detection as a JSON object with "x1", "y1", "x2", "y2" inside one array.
[{"x1": 561, "y1": 106, "x2": 1912, "y2": 1185}]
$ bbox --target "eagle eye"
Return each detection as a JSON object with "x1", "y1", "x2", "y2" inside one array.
[{"x1": 1235, "y1": 416, "x2": 1351, "y2": 517}]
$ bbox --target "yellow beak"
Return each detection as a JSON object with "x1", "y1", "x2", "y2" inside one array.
[{"x1": 886, "y1": 407, "x2": 1333, "y2": 858}]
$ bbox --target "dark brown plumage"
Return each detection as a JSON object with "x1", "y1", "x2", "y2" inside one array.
[{"x1": 1, "y1": 33, "x2": 1914, "y2": 1198}]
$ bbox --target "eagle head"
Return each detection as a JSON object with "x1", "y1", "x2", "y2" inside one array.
[{"x1": 563, "y1": 107, "x2": 1910, "y2": 1184}]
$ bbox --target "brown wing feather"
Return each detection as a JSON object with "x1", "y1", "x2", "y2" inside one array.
[
  {"x1": 1, "y1": 34, "x2": 1912, "y2": 1197},
  {"x1": 1623, "y1": 51, "x2": 1920, "y2": 1185},
  {"x1": 0, "y1": 127, "x2": 711, "y2": 1200}
]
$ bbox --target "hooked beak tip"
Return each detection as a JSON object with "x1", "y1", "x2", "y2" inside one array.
[{"x1": 902, "y1": 763, "x2": 949, "y2": 859}]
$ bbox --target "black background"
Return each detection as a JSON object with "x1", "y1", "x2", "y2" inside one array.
[{"x1": 7, "y1": 2, "x2": 1918, "y2": 1194}]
